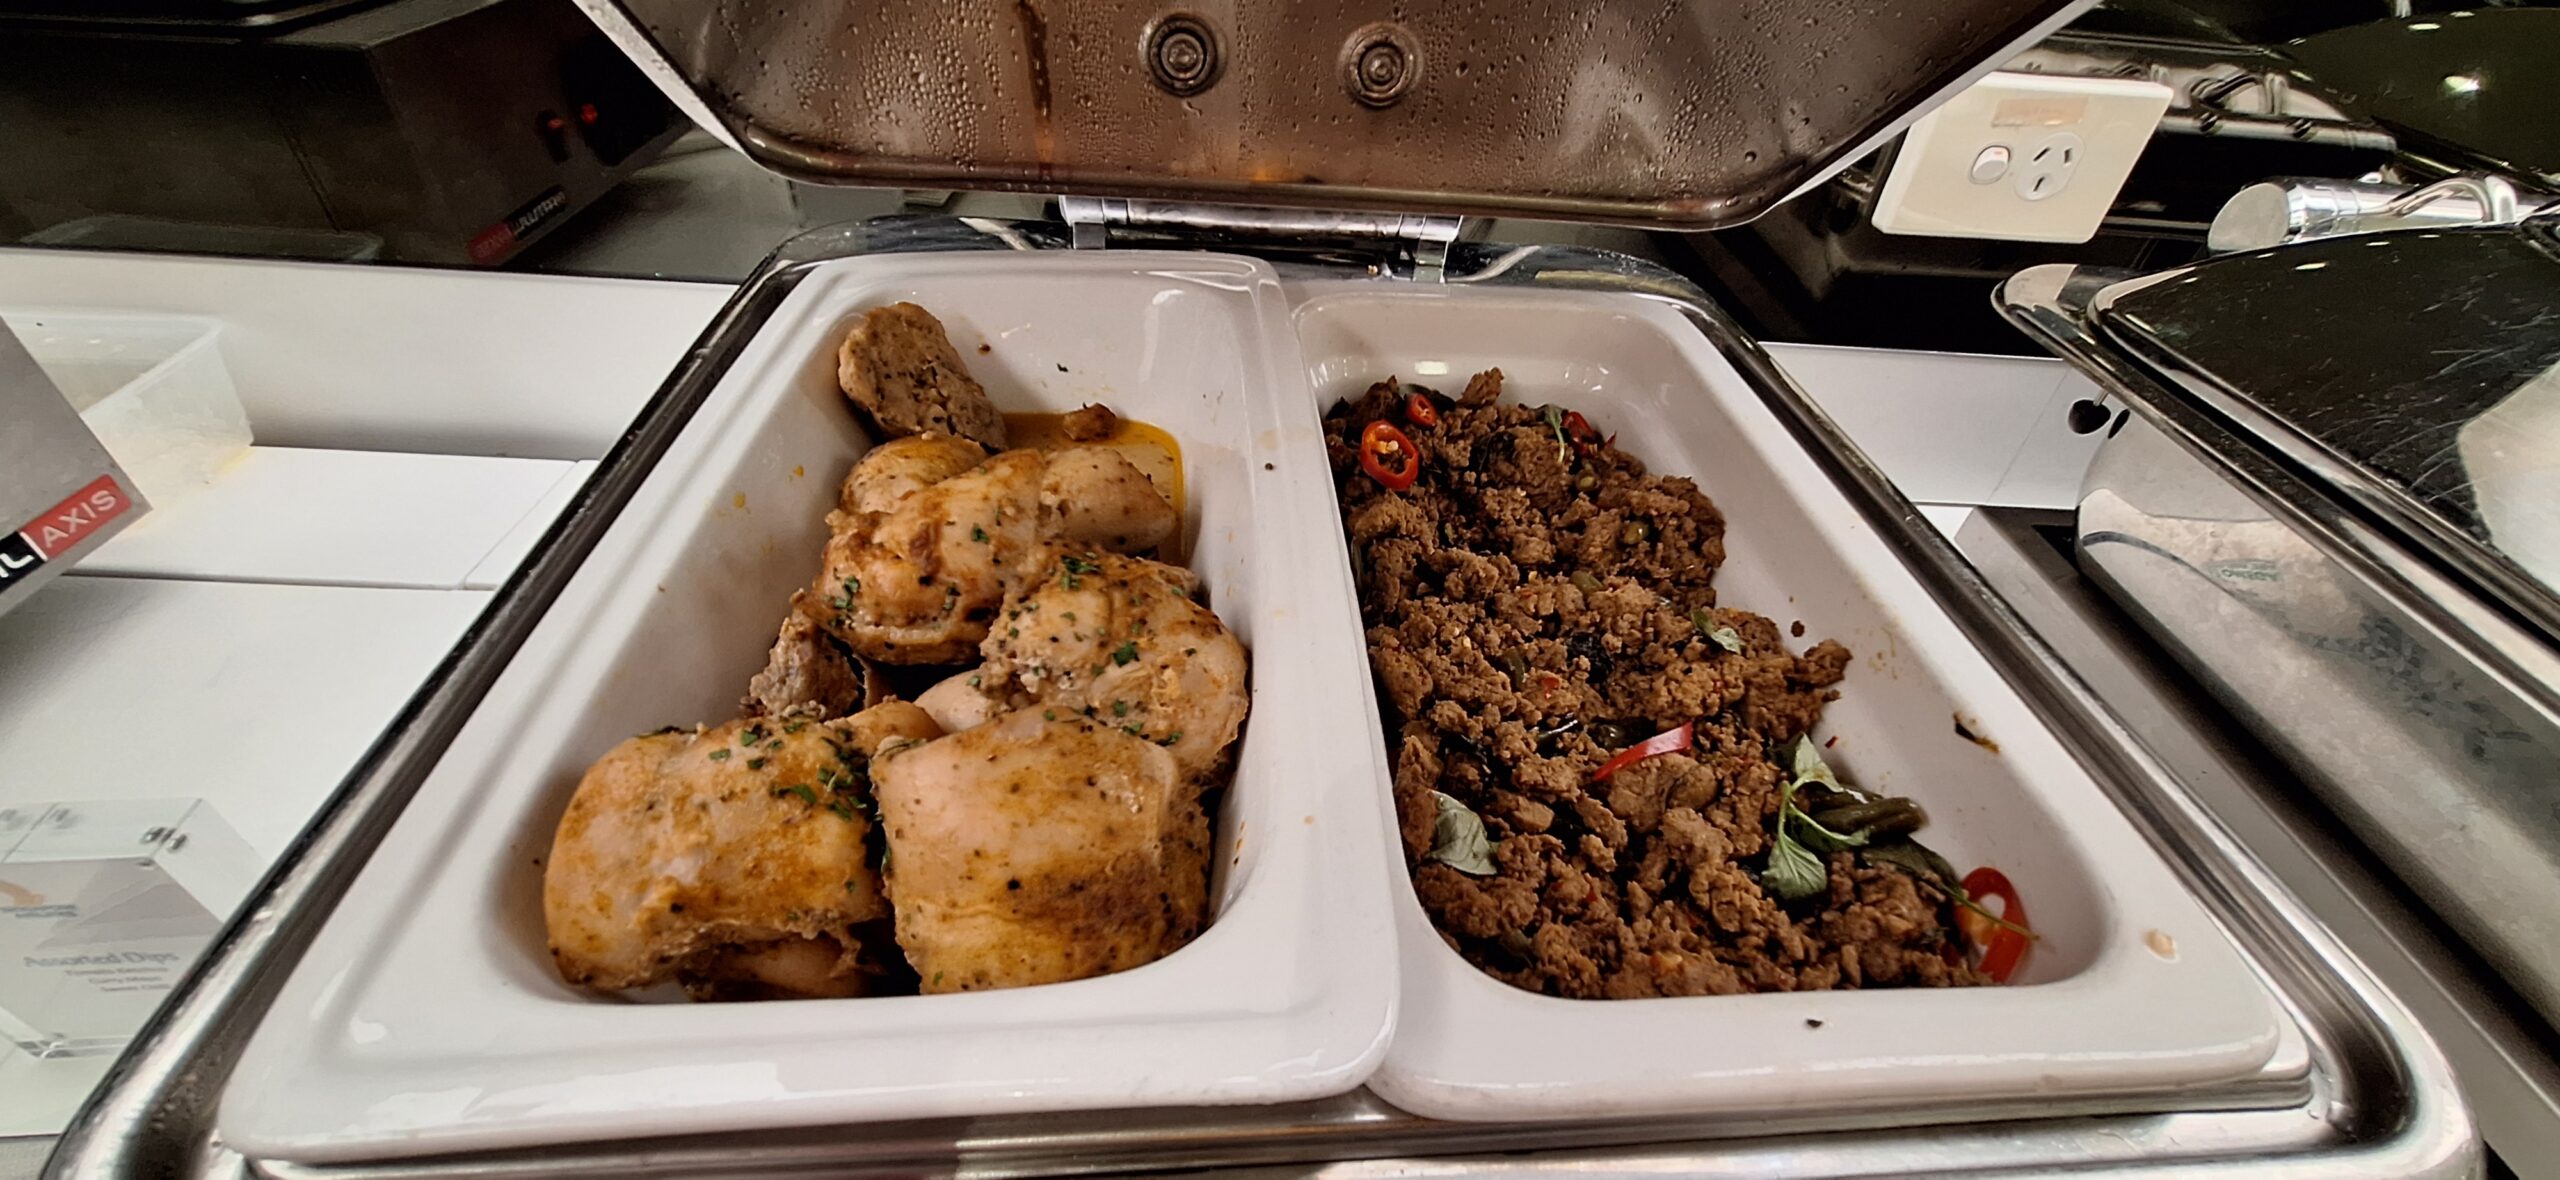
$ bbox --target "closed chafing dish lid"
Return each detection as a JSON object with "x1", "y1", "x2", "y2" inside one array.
[
  {"x1": 2087, "y1": 215, "x2": 2560, "y2": 647},
  {"x1": 574, "y1": 0, "x2": 2094, "y2": 229}
]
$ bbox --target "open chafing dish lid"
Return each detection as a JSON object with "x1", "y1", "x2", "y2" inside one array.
[
  {"x1": 574, "y1": 0, "x2": 2094, "y2": 229},
  {"x1": 2086, "y1": 214, "x2": 2560, "y2": 644}
]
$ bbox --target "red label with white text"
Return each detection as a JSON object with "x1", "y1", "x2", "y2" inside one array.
[{"x1": 21, "y1": 474, "x2": 134, "y2": 560}]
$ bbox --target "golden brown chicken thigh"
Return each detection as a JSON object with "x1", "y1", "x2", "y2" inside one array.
[
  {"x1": 813, "y1": 450, "x2": 1044, "y2": 664},
  {"x1": 838, "y1": 434, "x2": 989, "y2": 517},
  {"x1": 543, "y1": 702, "x2": 939, "y2": 999},
  {"x1": 979, "y1": 548, "x2": 1250, "y2": 783},
  {"x1": 812, "y1": 445, "x2": 1178, "y2": 664},
  {"x1": 914, "y1": 667, "x2": 1015, "y2": 733},
  {"x1": 873, "y1": 707, "x2": 1208, "y2": 992}
]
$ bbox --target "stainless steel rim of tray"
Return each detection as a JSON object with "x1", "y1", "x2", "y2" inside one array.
[{"x1": 44, "y1": 218, "x2": 2474, "y2": 1179}]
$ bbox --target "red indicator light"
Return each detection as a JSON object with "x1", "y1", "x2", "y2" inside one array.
[{"x1": 578, "y1": 102, "x2": 600, "y2": 125}]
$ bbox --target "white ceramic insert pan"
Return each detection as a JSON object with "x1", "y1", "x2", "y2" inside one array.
[
  {"x1": 1291, "y1": 285, "x2": 2287, "y2": 1122},
  {"x1": 219, "y1": 253, "x2": 1401, "y2": 1162}
]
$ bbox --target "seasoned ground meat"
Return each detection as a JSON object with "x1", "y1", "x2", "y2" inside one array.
[{"x1": 1327, "y1": 371, "x2": 1984, "y2": 998}]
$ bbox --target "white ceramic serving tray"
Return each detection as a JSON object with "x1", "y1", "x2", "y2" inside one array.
[
  {"x1": 220, "y1": 253, "x2": 1400, "y2": 1162},
  {"x1": 1290, "y1": 286, "x2": 2288, "y2": 1122}
]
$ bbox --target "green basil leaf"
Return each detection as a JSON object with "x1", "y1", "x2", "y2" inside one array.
[
  {"x1": 1789, "y1": 734, "x2": 1840, "y2": 791},
  {"x1": 1761, "y1": 829, "x2": 1828, "y2": 900},
  {"x1": 1688, "y1": 608, "x2": 1745, "y2": 654},
  {"x1": 1863, "y1": 839, "x2": 1966, "y2": 895},
  {"x1": 1426, "y1": 790, "x2": 1498, "y2": 877},
  {"x1": 1859, "y1": 841, "x2": 1937, "y2": 882}
]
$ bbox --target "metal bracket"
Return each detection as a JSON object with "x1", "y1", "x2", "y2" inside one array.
[
  {"x1": 1057, "y1": 196, "x2": 1460, "y2": 281},
  {"x1": 2206, "y1": 173, "x2": 2560, "y2": 254}
]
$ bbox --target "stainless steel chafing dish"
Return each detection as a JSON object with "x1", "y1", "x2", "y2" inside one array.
[
  {"x1": 40, "y1": 2, "x2": 2485, "y2": 1176},
  {"x1": 2001, "y1": 208, "x2": 2560, "y2": 1029}
]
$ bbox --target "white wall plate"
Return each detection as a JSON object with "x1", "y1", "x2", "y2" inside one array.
[{"x1": 1872, "y1": 72, "x2": 2174, "y2": 244}]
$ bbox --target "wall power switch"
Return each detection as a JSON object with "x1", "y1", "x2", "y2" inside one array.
[{"x1": 1870, "y1": 71, "x2": 2173, "y2": 244}]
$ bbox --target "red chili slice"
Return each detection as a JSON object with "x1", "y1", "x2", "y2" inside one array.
[
  {"x1": 1591, "y1": 721, "x2": 1694, "y2": 782},
  {"x1": 1359, "y1": 419, "x2": 1421, "y2": 491},
  {"x1": 1404, "y1": 392, "x2": 1441, "y2": 428},
  {"x1": 1562, "y1": 410, "x2": 1600, "y2": 454},
  {"x1": 1957, "y1": 866, "x2": 2031, "y2": 984}
]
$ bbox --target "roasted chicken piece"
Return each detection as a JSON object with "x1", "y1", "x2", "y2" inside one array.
[
  {"x1": 812, "y1": 445, "x2": 1178, "y2": 664},
  {"x1": 1037, "y1": 445, "x2": 1180, "y2": 553},
  {"x1": 980, "y1": 548, "x2": 1249, "y2": 782},
  {"x1": 1059, "y1": 402, "x2": 1118, "y2": 442},
  {"x1": 682, "y1": 928, "x2": 907, "y2": 1003},
  {"x1": 873, "y1": 707, "x2": 1209, "y2": 992},
  {"x1": 837, "y1": 302, "x2": 1006, "y2": 450},
  {"x1": 543, "y1": 702, "x2": 939, "y2": 999},
  {"x1": 742, "y1": 593, "x2": 880, "y2": 719},
  {"x1": 838, "y1": 434, "x2": 989, "y2": 516},
  {"x1": 915, "y1": 667, "x2": 1014, "y2": 734},
  {"x1": 814, "y1": 449, "x2": 1042, "y2": 665}
]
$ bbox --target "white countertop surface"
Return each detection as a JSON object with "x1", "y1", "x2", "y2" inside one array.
[
  {"x1": 80, "y1": 447, "x2": 583, "y2": 590},
  {"x1": 0, "y1": 577, "x2": 494, "y2": 1137},
  {"x1": 0, "y1": 577, "x2": 495, "y2": 862},
  {"x1": 0, "y1": 250, "x2": 730, "y2": 1152}
]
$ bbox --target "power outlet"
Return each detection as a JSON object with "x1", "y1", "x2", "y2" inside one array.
[
  {"x1": 2013, "y1": 131, "x2": 2083, "y2": 201},
  {"x1": 1871, "y1": 72, "x2": 2171, "y2": 243}
]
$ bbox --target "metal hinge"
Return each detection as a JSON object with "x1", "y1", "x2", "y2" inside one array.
[{"x1": 1057, "y1": 196, "x2": 1461, "y2": 281}]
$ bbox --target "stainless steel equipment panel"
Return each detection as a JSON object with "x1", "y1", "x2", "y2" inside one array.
[{"x1": 587, "y1": 0, "x2": 2091, "y2": 227}]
